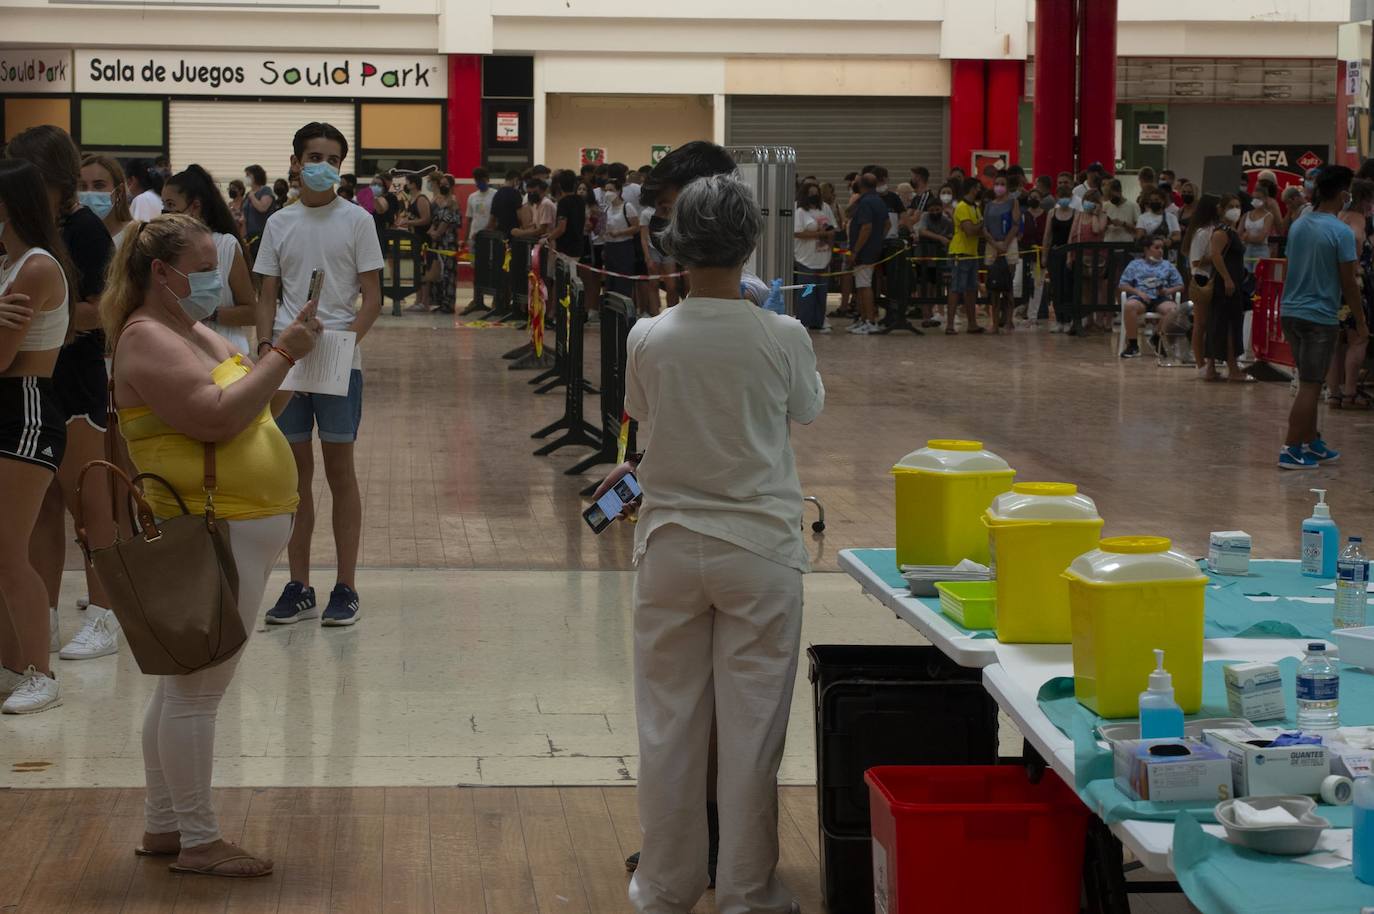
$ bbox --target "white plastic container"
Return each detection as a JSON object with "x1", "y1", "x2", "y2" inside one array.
[
  {"x1": 1331, "y1": 626, "x2": 1374, "y2": 673},
  {"x1": 1208, "y1": 531, "x2": 1252, "y2": 576}
]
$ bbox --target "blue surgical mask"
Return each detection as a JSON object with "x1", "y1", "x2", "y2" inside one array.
[
  {"x1": 1056, "y1": 197, "x2": 1072, "y2": 208},
  {"x1": 1082, "y1": 201, "x2": 1098, "y2": 212},
  {"x1": 300, "y1": 162, "x2": 340, "y2": 192},
  {"x1": 475, "y1": 181, "x2": 489, "y2": 191},
  {"x1": 79, "y1": 191, "x2": 114, "y2": 219},
  {"x1": 165, "y1": 265, "x2": 223, "y2": 321}
]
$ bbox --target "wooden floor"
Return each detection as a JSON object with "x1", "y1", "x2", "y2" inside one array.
[{"x1": 0, "y1": 786, "x2": 825, "y2": 914}]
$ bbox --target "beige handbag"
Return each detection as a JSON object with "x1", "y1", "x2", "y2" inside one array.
[{"x1": 75, "y1": 450, "x2": 243, "y2": 676}]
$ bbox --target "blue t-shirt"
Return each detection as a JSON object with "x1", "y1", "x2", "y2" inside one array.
[
  {"x1": 1119, "y1": 257, "x2": 1183, "y2": 301},
  {"x1": 1281, "y1": 211, "x2": 1356, "y2": 325},
  {"x1": 848, "y1": 192, "x2": 889, "y2": 264}
]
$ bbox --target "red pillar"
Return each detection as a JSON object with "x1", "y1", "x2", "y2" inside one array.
[
  {"x1": 1078, "y1": 0, "x2": 1117, "y2": 171},
  {"x1": 1034, "y1": 0, "x2": 1077, "y2": 178},
  {"x1": 949, "y1": 59, "x2": 987, "y2": 177},
  {"x1": 985, "y1": 60, "x2": 1025, "y2": 162},
  {"x1": 446, "y1": 54, "x2": 482, "y2": 178}
]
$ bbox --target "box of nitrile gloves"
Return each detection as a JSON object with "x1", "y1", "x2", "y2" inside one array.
[
  {"x1": 1202, "y1": 727, "x2": 1329, "y2": 798},
  {"x1": 1112, "y1": 738, "x2": 1232, "y2": 803}
]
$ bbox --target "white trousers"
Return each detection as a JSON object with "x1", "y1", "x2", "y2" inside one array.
[
  {"x1": 629, "y1": 524, "x2": 803, "y2": 914},
  {"x1": 142, "y1": 513, "x2": 292, "y2": 847}
]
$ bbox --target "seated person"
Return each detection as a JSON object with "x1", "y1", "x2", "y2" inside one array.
[{"x1": 1119, "y1": 237, "x2": 1185, "y2": 358}]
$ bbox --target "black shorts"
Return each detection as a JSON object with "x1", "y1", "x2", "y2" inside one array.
[
  {"x1": 632, "y1": 241, "x2": 648, "y2": 280},
  {"x1": 1281, "y1": 317, "x2": 1340, "y2": 384},
  {"x1": 52, "y1": 330, "x2": 108, "y2": 430},
  {"x1": 0, "y1": 376, "x2": 67, "y2": 472}
]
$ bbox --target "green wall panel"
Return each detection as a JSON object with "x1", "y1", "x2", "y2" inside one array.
[{"x1": 80, "y1": 98, "x2": 163, "y2": 147}]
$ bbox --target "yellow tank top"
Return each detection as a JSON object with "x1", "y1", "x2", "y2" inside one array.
[{"x1": 118, "y1": 355, "x2": 299, "y2": 521}]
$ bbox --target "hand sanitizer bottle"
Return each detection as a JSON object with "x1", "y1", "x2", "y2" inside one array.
[
  {"x1": 1302, "y1": 488, "x2": 1340, "y2": 578},
  {"x1": 1139, "y1": 649, "x2": 1185, "y2": 740}
]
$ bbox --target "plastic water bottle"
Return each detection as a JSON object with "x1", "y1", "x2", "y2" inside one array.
[
  {"x1": 1296, "y1": 642, "x2": 1340, "y2": 730},
  {"x1": 1337, "y1": 536, "x2": 1370, "y2": 629}
]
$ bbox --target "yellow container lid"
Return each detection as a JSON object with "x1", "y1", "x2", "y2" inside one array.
[
  {"x1": 1013, "y1": 482, "x2": 1076, "y2": 497},
  {"x1": 893, "y1": 440, "x2": 1013, "y2": 475},
  {"x1": 1100, "y1": 536, "x2": 1171, "y2": 554}
]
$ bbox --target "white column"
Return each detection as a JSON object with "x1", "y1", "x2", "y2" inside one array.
[
  {"x1": 533, "y1": 56, "x2": 547, "y2": 166},
  {"x1": 713, "y1": 93, "x2": 726, "y2": 145}
]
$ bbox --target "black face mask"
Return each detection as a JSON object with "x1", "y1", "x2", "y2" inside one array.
[
  {"x1": 805, "y1": 195, "x2": 821, "y2": 208},
  {"x1": 1149, "y1": 203, "x2": 1163, "y2": 213},
  {"x1": 1181, "y1": 193, "x2": 1196, "y2": 204},
  {"x1": 528, "y1": 193, "x2": 542, "y2": 204}
]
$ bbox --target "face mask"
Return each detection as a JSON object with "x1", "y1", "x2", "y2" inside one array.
[
  {"x1": 1111, "y1": 194, "x2": 1123, "y2": 204},
  {"x1": 475, "y1": 181, "x2": 489, "y2": 191},
  {"x1": 993, "y1": 185, "x2": 1007, "y2": 197},
  {"x1": 1181, "y1": 193, "x2": 1195, "y2": 204},
  {"x1": 1159, "y1": 183, "x2": 1172, "y2": 194},
  {"x1": 1082, "y1": 201, "x2": 1098, "y2": 213},
  {"x1": 165, "y1": 265, "x2": 222, "y2": 321},
  {"x1": 605, "y1": 191, "x2": 619, "y2": 203},
  {"x1": 876, "y1": 184, "x2": 888, "y2": 194},
  {"x1": 1224, "y1": 207, "x2": 1242, "y2": 222},
  {"x1": 805, "y1": 195, "x2": 821, "y2": 208},
  {"x1": 1149, "y1": 202, "x2": 1162, "y2": 213},
  {"x1": 79, "y1": 191, "x2": 114, "y2": 219},
  {"x1": 372, "y1": 184, "x2": 385, "y2": 194},
  {"x1": 1305, "y1": 179, "x2": 1316, "y2": 191},
  {"x1": 300, "y1": 162, "x2": 340, "y2": 192},
  {"x1": 528, "y1": 193, "x2": 542, "y2": 204},
  {"x1": 1056, "y1": 197, "x2": 1072, "y2": 208},
  {"x1": 939, "y1": 192, "x2": 953, "y2": 204}
]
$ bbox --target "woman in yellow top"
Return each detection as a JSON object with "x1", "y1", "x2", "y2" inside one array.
[
  {"x1": 103, "y1": 213, "x2": 320, "y2": 879},
  {"x1": 946, "y1": 178, "x2": 986, "y2": 334}
]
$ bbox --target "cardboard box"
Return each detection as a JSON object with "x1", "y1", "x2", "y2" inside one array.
[
  {"x1": 1208, "y1": 531, "x2": 1252, "y2": 576},
  {"x1": 1223, "y1": 661, "x2": 1286, "y2": 722},
  {"x1": 1202, "y1": 727, "x2": 1330, "y2": 798},
  {"x1": 1113, "y1": 738, "x2": 1233, "y2": 803},
  {"x1": 1325, "y1": 730, "x2": 1374, "y2": 780}
]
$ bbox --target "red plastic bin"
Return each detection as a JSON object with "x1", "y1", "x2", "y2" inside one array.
[{"x1": 865, "y1": 766, "x2": 1089, "y2": 914}]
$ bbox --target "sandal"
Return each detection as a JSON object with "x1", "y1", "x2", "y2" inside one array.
[
  {"x1": 1343, "y1": 391, "x2": 1374, "y2": 410},
  {"x1": 168, "y1": 842, "x2": 273, "y2": 878},
  {"x1": 135, "y1": 831, "x2": 181, "y2": 857},
  {"x1": 1328, "y1": 393, "x2": 1346, "y2": 409}
]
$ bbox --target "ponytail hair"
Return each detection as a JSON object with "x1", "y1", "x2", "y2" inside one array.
[
  {"x1": 101, "y1": 214, "x2": 209, "y2": 346},
  {"x1": 165, "y1": 164, "x2": 238, "y2": 238},
  {"x1": 81, "y1": 153, "x2": 134, "y2": 224},
  {"x1": 5, "y1": 124, "x2": 81, "y2": 216}
]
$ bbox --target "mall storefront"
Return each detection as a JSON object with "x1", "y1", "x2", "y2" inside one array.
[{"x1": 1, "y1": 49, "x2": 449, "y2": 184}]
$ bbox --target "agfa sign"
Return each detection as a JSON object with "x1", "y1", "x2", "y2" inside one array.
[
  {"x1": 74, "y1": 50, "x2": 446, "y2": 99},
  {"x1": 1232, "y1": 145, "x2": 1329, "y2": 192}
]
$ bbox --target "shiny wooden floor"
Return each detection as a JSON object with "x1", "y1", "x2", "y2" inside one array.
[{"x1": 0, "y1": 786, "x2": 825, "y2": 914}]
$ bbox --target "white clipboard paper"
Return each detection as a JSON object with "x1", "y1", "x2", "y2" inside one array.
[{"x1": 278, "y1": 330, "x2": 355, "y2": 396}]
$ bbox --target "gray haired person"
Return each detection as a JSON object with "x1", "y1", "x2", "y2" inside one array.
[{"x1": 594, "y1": 173, "x2": 823, "y2": 914}]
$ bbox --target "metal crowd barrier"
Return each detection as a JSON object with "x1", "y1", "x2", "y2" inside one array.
[
  {"x1": 532, "y1": 273, "x2": 602, "y2": 457},
  {"x1": 380, "y1": 229, "x2": 422, "y2": 315},
  {"x1": 565, "y1": 291, "x2": 637, "y2": 493}
]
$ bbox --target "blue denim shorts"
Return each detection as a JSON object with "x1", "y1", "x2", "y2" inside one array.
[
  {"x1": 275, "y1": 369, "x2": 364, "y2": 444},
  {"x1": 950, "y1": 257, "x2": 980, "y2": 293}
]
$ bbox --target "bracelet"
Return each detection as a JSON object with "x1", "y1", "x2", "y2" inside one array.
[{"x1": 269, "y1": 345, "x2": 297, "y2": 367}]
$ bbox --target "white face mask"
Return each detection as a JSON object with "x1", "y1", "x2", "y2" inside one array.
[
  {"x1": 1224, "y1": 207, "x2": 1242, "y2": 223},
  {"x1": 939, "y1": 193, "x2": 953, "y2": 204}
]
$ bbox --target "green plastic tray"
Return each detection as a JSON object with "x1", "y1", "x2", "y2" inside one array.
[{"x1": 935, "y1": 580, "x2": 997, "y2": 630}]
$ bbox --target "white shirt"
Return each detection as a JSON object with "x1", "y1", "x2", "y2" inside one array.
[
  {"x1": 626, "y1": 297, "x2": 825, "y2": 571},
  {"x1": 794, "y1": 206, "x2": 832, "y2": 270},
  {"x1": 622, "y1": 182, "x2": 642, "y2": 211},
  {"x1": 130, "y1": 189, "x2": 162, "y2": 222},
  {"x1": 465, "y1": 188, "x2": 496, "y2": 235},
  {"x1": 1137, "y1": 210, "x2": 1180, "y2": 238},
  {"x1": 1189, "y1": 226, "x2": 1215, "y2": 278},
  {"x1": 253, "y1": 195, "x2": 385, "y2": 369},
  {"x1": 204, "y1": 231, "x2": 251, "y2": 355}
]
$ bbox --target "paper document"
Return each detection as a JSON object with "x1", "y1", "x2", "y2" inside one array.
[{"x1": 279, "y1": 330, "x2": 355, "y2": 396}]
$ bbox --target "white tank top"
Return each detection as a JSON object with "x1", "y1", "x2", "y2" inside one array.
[
  {"x1": 604, "y1": 203, "x2": 631, "y2": 237},
  {"x1": 203, "y1": 231, "x2": 250, "y2": 355},
  {"x1": 0, "y1": 247, "x2": 69, "y2": 351}
]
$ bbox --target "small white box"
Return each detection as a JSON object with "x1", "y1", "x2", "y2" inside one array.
[
  {"x1": 1326, "y1": 729, "x2": 1374, "y2": 779},
  {"x1": 1209, "y1": 531, "x2": 1252, "y2": 575},
  {"x1": 1113, "y1": 738, "x2": 1233, "y2": 803},
  {"x1": 1202, "y1": 727, "x2": 1330, "y2": 798},
  {"x1": 1223, "y1": 661, "x2": 1286, "y2": 722}
]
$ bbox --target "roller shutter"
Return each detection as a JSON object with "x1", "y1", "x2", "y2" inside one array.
[
  {"x1": 726, "y1": 96, "x2": 946, "y2": 187},
  {"x1": 169, "y1": 101, "x2": 356, "y2": 188}
]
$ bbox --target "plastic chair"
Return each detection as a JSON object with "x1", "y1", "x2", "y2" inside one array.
[{"x1": 1115, "y1": 291, "x2": 1179, "y2": 358}]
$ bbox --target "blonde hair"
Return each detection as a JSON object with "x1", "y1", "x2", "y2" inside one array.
[
  {"x1": 101, "y1": 214, "x2": 209, "y2": 346},
  {"x1": 81, "y1": 153, "x2": 134, "y2": 224}
]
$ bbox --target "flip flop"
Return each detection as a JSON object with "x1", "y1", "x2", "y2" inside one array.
[
  {"x1": 135, "y1": 845, "x2": 180, "y2": 858},
  {"x1": 169, "y1": 848, "x2": 273, "y2": 878}
]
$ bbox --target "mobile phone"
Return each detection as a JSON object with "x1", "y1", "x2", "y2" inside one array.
[
  {"x1": 307, "y1": 269, "x2": 324, "y2": 303},
  {"x1": 582, "y1": 473, "x2": 642, "y2": 534}
]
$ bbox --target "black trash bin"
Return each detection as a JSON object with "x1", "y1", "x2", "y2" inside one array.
[{"x1": 808, "y1": 644, "x2": 999, "y2": 914}]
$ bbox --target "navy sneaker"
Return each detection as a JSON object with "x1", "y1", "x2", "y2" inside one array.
[
  {"x1": 1278, "y1": 445, "x2": 1317, "y2": 470},
  {"x1": 321, "y1": 583, "x2": 361, "y2": 627},
  {"x1": 265, "y1": 581, "x2": 317, "y2": 624},
  {"x1": 1304, "y1": 438, "x2": 1340, "y2": 463}
]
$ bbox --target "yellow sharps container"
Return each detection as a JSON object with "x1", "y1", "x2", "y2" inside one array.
[
  {"x1": 1064, "y1": 537, "x2": 1207, "y2": 718},
  {"x1": 893, "y1": 440, "x2": 1014, "y2": 568},
  {"x1": 983, "y1": 483, "x2": 1104, "y2": 644}
]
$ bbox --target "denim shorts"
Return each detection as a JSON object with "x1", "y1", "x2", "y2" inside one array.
[
  {"x1": 950, "y1": 257, "x2": 980, "y2": 293},
  {"x1": 1281, "y1": 317, "x2": 1339, "y2": 384},
  {"x1": 275, "y1": 369, "x2": 364, "y2": 444}
]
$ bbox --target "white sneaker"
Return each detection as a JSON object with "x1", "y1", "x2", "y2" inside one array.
[
  {"x1": 818, "y1": 321, "x2": 832, "y2": 334},
  {"x1": 0, "y1": 666, "x2": 26, "y2": 695},
  {"x1": 1, "y1": 667, "x2": 61, "y2": 714},
  {"x1": 1048, "y1": 322, "x2": 1062, "y2": 333},
  {"x1": 49, "y1": 607, "x2": 59, "y2": 653},
  {"x1": 59, "y1": 608, "x2": 119, "y2": 660},
  {"x1": 76, "y1": 595, "x2": 90, "y2": 610},
  {"x1": 847, "y1": 320, "x2": 873, "y2": 335}
]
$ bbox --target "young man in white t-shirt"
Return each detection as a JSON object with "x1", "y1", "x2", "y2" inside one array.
[
  {"x1": 253, "y1": 121, "x2": 384, "y2": 627},
  {"x1": 461, "y1": 167, "x2": 497, "y2": 313}
]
